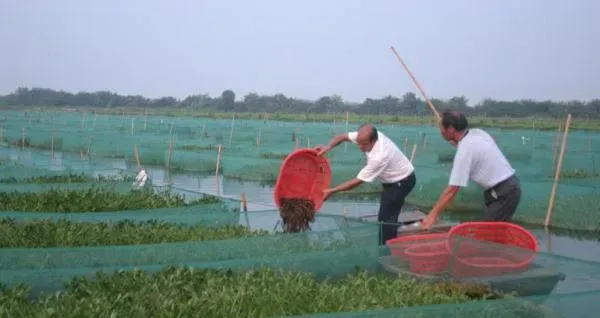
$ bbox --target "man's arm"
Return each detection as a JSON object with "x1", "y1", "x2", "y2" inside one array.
[{"x1": 316, "y1": 132, "x2": 355, "y2": 156}]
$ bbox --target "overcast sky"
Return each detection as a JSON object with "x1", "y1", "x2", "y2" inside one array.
[{"x1": 0, "y1": 0, "x2": 598, "y2": 104}]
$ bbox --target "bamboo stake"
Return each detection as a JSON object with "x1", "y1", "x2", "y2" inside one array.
[
  {"x1": 134, "y1": 144, "x2": 141, "y2": 169},
  {"x1": 256, "y1": 128, "x2": 261, "y2": 146},
  {"x1": 215, "y1": 144, "x2": 222, "y2": 194},
  {"x1": 143, "y1": 111, "x2": 148, "y2": 131},
  {"x1": 390, "y1": 46, "x2": 441, "y2": 122},
  {"x1": 228, "y1": 113, "x2": 235, "y2": 147},
  {"x1": 241, "y1": 192, "x2": 251, "y2": 229},
  {"x1": 545, "y1": 114, "x2": 572, "y2": 228},
  {"x1": 403, "y1": 137, "x2": 408, "y2": 153},
  {"x1": 307, "y1": 136, "x2": 310, "y2": 148},
  {"x1": 21, "y1": 127, "x2": 25, "y2": 150},
  {"x1": 131, "y1": 117, "x2": 135, "y2": 136},
  {"x1": 410, "y1": 144, "x2": 417, "y2": 162},
  {"x1": 551, "y1": 122, "x2": 563, "y2": 176}
]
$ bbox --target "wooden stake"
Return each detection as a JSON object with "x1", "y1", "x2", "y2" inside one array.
[
  {"x1": 551, "y1": 122, "x2": 563, "y2": 176},
  {"x1": 410, "y1": 144, "x2": 417, "y2": 162},
  {"x1": 228, "y1": 113, "x2": 235, "y2": 146},
  {"x1": 256, "y1": 128, "x2": 261, "y2": 146},
  {"x1": 215, "y1": 144, "x2": 223, "y2": 194},
  {"x1": 143, "y1": 111, "x2": 148, "y2": 131},
  {"x1": 390, "y1": 46, "x2": 441, "y2": 122},
  {"x1": 21, "y1": 127, "x2": 25, "y2": 150},
  {"x1": 134, "y1": 144, "x2": 141, "y2": 169},
  {"x1": 545, "y1": 114, "x2": 572, "y2": 228},
  {"x1": 241, "y1": 192, "x2": 251, "y2": 229}
]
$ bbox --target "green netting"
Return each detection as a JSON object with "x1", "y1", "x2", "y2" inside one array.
[
  {"x1": 297, "y1": 290, "x2": 600, "y2": 317},
  {"x1": 0, "y1": 214, "x2": 380, "y2": 297},
  {"x1": 2, "y1": 110, "x2": 600, "y2": 230}
]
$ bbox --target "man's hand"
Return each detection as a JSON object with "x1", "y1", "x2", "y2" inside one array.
[
  {"x1": 322, "y1": 188, "x2": 335, "y2": 201},
  {"x1": 314, "y1": 144, "x2": 331, "y2": 156},
  {"x1": 420, "y1": 213, "x2": 437, "y2": 230}
]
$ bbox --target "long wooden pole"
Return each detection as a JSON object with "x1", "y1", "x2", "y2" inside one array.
[
  {"x1": 545, "y1": 114, "x2": 572, "y2": 228},
  {"x1": 390, "y1": 46, "x2": 441, "y2": 122}
]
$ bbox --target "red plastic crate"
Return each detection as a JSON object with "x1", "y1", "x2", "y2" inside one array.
[
  {"x1": 404, "y1": 241, "x2": 451, "y2": 275},
  {"x1": 273, "y1": 148, "x2": 331, "y2": 211},
  {"x1": 386, "y1": 232, "x2": 448, "y2": 261},
  {"x1": 446, "y1": 222, "x2": 539, "y2": 277}
]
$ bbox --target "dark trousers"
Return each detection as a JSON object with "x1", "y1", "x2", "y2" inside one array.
[
  {"x1": 378, "y1": 172, "x2": 416, "y2": 245},
  {"x1": 483, "y1": 175, "x2": 521, "y2": 221}
]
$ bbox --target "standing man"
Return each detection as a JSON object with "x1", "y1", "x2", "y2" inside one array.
[
  {"x1": 421, "y1": 110, "x2": 521, "y2": 229},
  {"x1": 315, "y1": 123, "x2": 416, "y2": 245}
]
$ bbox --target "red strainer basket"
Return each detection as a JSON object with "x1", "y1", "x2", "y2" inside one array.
[
  {"x1": 446, "y1": 222, "x2": 539, "y2": 277},
  {"x1": 273, "y1": 148, "x2": 332, "y2": 211}
]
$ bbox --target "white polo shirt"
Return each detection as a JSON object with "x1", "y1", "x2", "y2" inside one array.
[
  {"x1": 348, "y1": 131, "x2": 414, "y2": 184},
  {"x1": 449, "y1": 128, "x2": 515, "y2": 189}
]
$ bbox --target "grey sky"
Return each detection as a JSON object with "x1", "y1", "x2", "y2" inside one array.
[{"x1": 1, "y1": 0, "x2": 598, "y2": 104}]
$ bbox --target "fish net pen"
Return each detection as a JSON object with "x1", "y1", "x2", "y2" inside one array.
[
  {"x1": 3, "y1": 110, "x2": 600, "y2": 232},
  {"x1": 0, "y1": 213, "x2": 380, "y2": 298},
  {"x1": 298, "y1": 290, "x2": 600, "y2": 317}
]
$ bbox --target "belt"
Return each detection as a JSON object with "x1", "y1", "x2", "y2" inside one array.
[
  {"x1": 486, "y1": 174, "x2": 516, "y2": 192},
  {"x1": 381, "y1": 172, "x2": 415, "y2": 188}
]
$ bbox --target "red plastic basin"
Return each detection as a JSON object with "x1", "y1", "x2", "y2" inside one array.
[{"x1": 273, "y1": 148, "x2": 331, "y2": 211}]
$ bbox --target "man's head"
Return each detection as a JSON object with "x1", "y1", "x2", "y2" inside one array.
[
  {"x1": 356, "y1": 123, "x2": 378, "y2": 152},
  {"x1": 439, "y1": 110, "x2": 468, "y2": 145}
]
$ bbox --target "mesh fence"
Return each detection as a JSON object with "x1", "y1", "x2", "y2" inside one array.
[
  {"x1": 1, "y1": 110, "x2": 599, "y2": 230},
  {"x1": 0, "y1": 214, "x2": 380, "y2": 297}
]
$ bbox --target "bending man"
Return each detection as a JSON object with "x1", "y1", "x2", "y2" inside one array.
[
  {"x1": 315, "y1": 124, "x2": 416, "y2": 245},
  {"x1": 421, "y1": 110, "x2": 521, "y2": 229}
]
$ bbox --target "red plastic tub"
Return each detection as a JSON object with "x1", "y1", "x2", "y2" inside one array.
[
  {"x1": 446, "y1": 222, "x2": 539, "y2": 277},
  {"x1": 273, "y1": 148, "x2": 332, "y2": 211}
]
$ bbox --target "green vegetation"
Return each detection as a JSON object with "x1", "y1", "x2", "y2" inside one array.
[
  {"x1": 0, "y1": 188, "x2": 221, "y2": 212},
  {"x1": 0, "y1": 267, "x2": 517, "y2": 317},
  {"x1": 0, "y1": 219, "x2": 266, "y2": 248},
  {"x1": 0, "y1": 173, "x2": 135, "y2": 184}
]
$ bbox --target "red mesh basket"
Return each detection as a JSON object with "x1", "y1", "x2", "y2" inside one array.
[
  {"x1": 446, "y1": 222, "x2": 539, "y2": 277},
  {"x1": 273, "y1": 148, "x2": 332, "y2": 211},
  {"x1": 404, "y1": 241, "x2": 451, "y2": 275},
  {"x1": 386, "y1": 233, "x2": 448, "y2": 261}
]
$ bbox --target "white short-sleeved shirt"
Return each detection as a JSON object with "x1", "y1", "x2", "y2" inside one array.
[
  {"x1": 348, "y1": 131, "x2": 414, "y2": 183},
  {"x1": 449, "y1": 128, "x2": 515, "y2": 189}
]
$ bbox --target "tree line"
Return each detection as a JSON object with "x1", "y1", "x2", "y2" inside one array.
[{"x1": 1, "y1": 87, "x2": 599, "y2": 118}]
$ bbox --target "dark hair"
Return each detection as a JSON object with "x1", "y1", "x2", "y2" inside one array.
[
  {"x1": 358, "y1": 123, "x2": 378, "y2": 143},
  {"x1": 441, "y1": 110, "x2": 468, "y2": 131}
]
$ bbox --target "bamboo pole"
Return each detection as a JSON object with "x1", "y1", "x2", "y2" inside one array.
[
  {"x1": 21, "y1": 127, "x2": 25, "y2": 150},
  {"x1": 143, "y1": 111, "x2": 148, "y2": 131},
  {"x1": 545, "y1": 114, "x2": 572, "y2": 228},
  {"x1": 390, "y1": 46, "x2": 441, "y2": 122},
  {"x1": 551, "y1": 122, "x2": 563, "y2": 176},
  {"x1": 134, "y1": 144, "x2": 141, "y2": 169},
  {"x1": 241, "y1": 192, "x2": 251, "y2": 229},
  {"x1": 228, "y1": 113, "x2": 235, "y2": 146},
  {"x1": 215, "y1": 144, "x2": 222, "y2": 194},
  {"x1": 410, "y1": 144, "x2": 417, "y2": 162}
]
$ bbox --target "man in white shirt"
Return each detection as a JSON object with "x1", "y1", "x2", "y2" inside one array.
[
  {"x1": 421, "y1": 110, "x2": 521, "y2": 229},
  {"x1": 315, "y1": 123, "x2": 416, "y2": 244}
]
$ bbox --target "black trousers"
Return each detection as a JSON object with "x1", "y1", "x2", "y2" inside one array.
[
  {"x1": 378, "y1": 172, "x2": 416, "y2": 245},
  {"x1": 483, "y1": 174, "x2": 521, "y2": 221}
]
